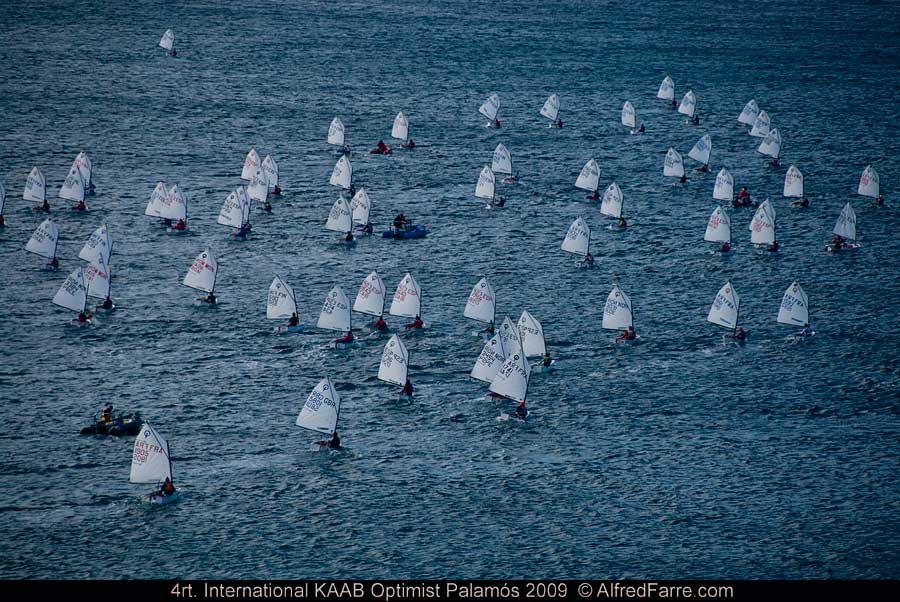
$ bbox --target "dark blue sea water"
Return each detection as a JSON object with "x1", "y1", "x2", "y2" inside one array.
[{"x1": 2, "y1": 0, "x2": 900, "y2": 579}]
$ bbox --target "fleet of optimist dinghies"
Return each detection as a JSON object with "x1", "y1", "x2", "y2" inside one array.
[{"x1": 3, "y1": 57, "x2": 889, "y2": 503}]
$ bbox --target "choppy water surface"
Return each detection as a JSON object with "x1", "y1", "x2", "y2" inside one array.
[{"x1": 1, "y1": 0, "x2": 899, "y2": 579}]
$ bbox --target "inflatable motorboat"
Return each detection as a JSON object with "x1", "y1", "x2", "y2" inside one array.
[
  {"x1": 80, "y1": 411, "x2": 143, "y2": 436},
  {"x1": 382, "y1": 224, "x2": 427, "y2": 239}
]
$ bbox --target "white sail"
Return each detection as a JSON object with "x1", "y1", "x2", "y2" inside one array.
[
  {"x1": 470, "y1": 332, "x2": 507, "y2": 384},
  {"x1": 389, "y1": 273, "x2": 421, "y2": 318},
  {"x1": 160, "y1": 184, "x2": 187, "y2": 221},
  {"x1": 858, "y1": 165, "x2": 879, "y2": 198},
  {"x1": 327, "y1": 117, "x2": 345, "y2": 146},
  {"x1": 25, "y1": 218, "x2": 58, "y2": 259},
  {"x1": 182, "y1": 248, "x2": 217, "y2": 293},
  {"x1": 600, "y1": 182, "x2": 623, "y2": 218},
  {"x1": 59, "y1": 164, "x2": 85, "y2": 203},
  {"x1": 489, "y1": 350, "x2": 530, "y2": 403},
  {"x1": 757, "y1": 128, "x2": 781, "y2": 159},
  {"x1": 325, "y1": 195, "x2": 352, "y2": 233},
  {"x1": 750, "y1": 111, "x2": 771, "y2": 138},
  {"x1": 707, "y1": 281, "x2": 740, "y2": 329},
  {"x1": 475, "y1": 165, "x2": 495, "y2": 200},
  {"x1": 479, "y1": 93, "x2": 500, "y2": 121},
  {"x1": 517, "y1": 310, "x2": 546, "y2": 358},
  {"x1": 130, "y1": 423, "x2": 171, "y2": 484},
  {"x1": 783, "y1": 165, "x2": 803, "y2": 197},
  {"x1": 350, "y1": 188, "x2": 371, "y2": 225},
  {"x1": 72, "y1": 152, "x2": 92, "y2": 187},
  {"x1": 678, "y1": 90, "x2": 696, "y2": 117},
  {"x1": 833, "y1": 202, "x2": 857, "y2": 240},
  {"x1": 540, "y1": 94, "x2": 559, "y2": 121},
  {"x1": 498, "y1": 316, "x2": 522, "y2": 356},
  {"x1": 621, "y1": 101, "x2": 636, "y2": 128},
  {"x1": 296, "y1": 377, "x2": 341, "y2": 435},
  {"x1": 353, "y1": 271, "x2": 386, "y2": 317},
  {"x1": 464, "y1": 277, "x2": 496, "y2": 324},
  {"x1": 657, "y1": 76, "x2": 675, "y2": 100},
  {"x1": 602, "y1": 285, "x2": 633, "y2": 330},
  {"x1": 778, "y1": 281, "x2": 809, "y2": 327},
  {"x1": 159, "y1": 29, "x2": 174, "y2": 51},
  {"x1": 23, "y1": 166, "x2": 46, "y2": 203},
  {"x1": 575, "y1": 159, "x2": 600, "y2": 192},
  {"x1": 329, "y1": 155, "x2": 352, "y2": 190},
  {"x1": 664, "y1": 148, "x2": 684, "y2": 178},
  {"x1": 261, "y1": 155, "x2": 279, "y2": 188},
  {"x1": 713, "y1": 168, "x2": 734, "y2": 201},
  {"x1": 749, "y1": 200, "x2": 776, "y2": 245},
  {"x1": 217, "y1": 189, "x2": 245, "y2": 229},
  {"x1": 317, "y1": 286, "x2": 352, "y2": 332},
  {"x1": 738, "y1": 99, "x2": 759, "y2": 126},
  {"x1": 704, "y1": 206, "x2": 731, "y2": 243},
  {"x1": 241, "y1": 149, "x2": 261, "y2": 181},
  {"x1": 52, "y1": 267, "x2": 88, "y2": 313},
  {"x1": 78, "y1": 223, "x2": 112, "y2": 264},
  {"x1": 85, "y1": 255, "x2": 111, "y2": 300},
  {"x1": 377, "y1": 335, "x2": 408, "y2": 386},
  {"x1": 145, "y1": 182, "x2": 167, "y2": 217},
  {"x1": 247, "y1": 168, "x2": 268, "y2": 203},
  {"x1": 561, "y1": 217, "x2": 590, "y2": 256},
  {"x1": 391, "y1": 111, "x2": 408, "y2": 141},
  {"x1": 688, "y1": 134, "x2": 712, "y2": 165},
  {"x1": 267, "y1": 276, "x2": 297, "y2": 319},
  {"x1": 491, "y1": 144, "x2": 512, "y2": 174},
  {"x1": 238, "y1": 187, "x2": 251, "y2": 224}
]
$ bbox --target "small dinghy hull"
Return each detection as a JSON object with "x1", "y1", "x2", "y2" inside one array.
[
  {"x1": 382, "y1": 225, "x2": 427, "y2": 239},
  {"x1": 530, "y1": 360, "x2": 555, "y2": 373},
  {"x1": 143, "y1": 491, "x2": 182, "y2": 506}
]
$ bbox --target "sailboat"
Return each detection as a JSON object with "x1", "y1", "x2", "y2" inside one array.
[
  {"x1": 329, "y1": 155, "x2": 353, "y2": 192},
  {"x1": 678, "y1": 90, "x2": 697, "y2": 120},
  {"x1": 540, "y1": 94, "x2": 561, "y2": 127},
  {"x1": 471, "y1": 331, "x2": 508, "y2": 385},
  {"x1": 25, "y1": 218, "x2": 59, "y2": 269},
  {"x1": 464, "y1": 277, "x2": 496, "y2": 336},
  {"x1": 475, "y1": 165, "x2": 499, "y2": 209},
  {"x1": 738, "y1": 100, "x2": 760, "y2": 127},
  {"x1": 518, "y1": 310, "x2": 552, "y2": 372},
  {"x1": 261, "y1": 155, "x2": 280, "y2": 195},
  {"x1": 217, "y1": 187, "x2": 252, "y2": 239},
  {"x1": 378, "y1": 334, "x2": 411, "y2": 399},
  {"x1": 350, "y1": 188, "x2": 373, "y2": 233},
  {"x1": 130, "y1": 423, "x2": 180, "y2": 505},
  {"x1": 389, "y1": 273, "x2": 423, "y2": 330},
  {"x1": 479, "y1": 93, "x2": 501, "y2": 128},
  {"x1": 79, "y1": 224, "x2": 114, "y2": 307},
  {"x1": 241, "y1": 149, "x2": 261, "y2": 181},
  {"x1": 84, "y1": 254, "x2": 113, "y2": 313},
  {"x1": 858, "y1": 165, "x2": 880, "y2": 201},
  {"x1": 561, "y1": 217, "x2": 593, "y2": 268},
  {"x1": 707, "y1": 280, "x2": 745, "y2": 342},
  {"x1": 688, "y1": 134, "x2": 712, "y2": 172},
  {"x1": 492, "y1": 143, "x2": 515, "y2": 184},
  {"x1": 144, "y1": 182, "x2": 167, "y2": 223},
  {"x1": 575, "y1": 159, "x2": 600, "y2": 200},
  {"x1": 713, "y1": 168, "x2": 734, "y2": 203},
  {"x1": 267, "y1": 275, "x2": 301, "y2": 333},
  {"x1": 353, "y1": 271, "x2": 388, "y2": 331},
  {"x1": 24, "y1": 166, "x2": 47, "y2": 210},
  {"x1": 160, "y1": 184, "x2": 188, "y2": 232},
  {"x1": 664, "y1": 148, "x2": 685, "y2": 181},
  {"x1": 600, "y1": 182, "x2": 626, "y2": 229},
  {"x1": 159, "y1": 29, "x2": 176, "y2": 56},
  {"x1": 392, "y1": 111, "x2": 413, "y2": 148},
  {"x1": 328, "y1": 117, "x2": 350, "y2": 155},
  {"x1": 750, "y1": 111, "x2": 771, "y2": 138},
  {"x1": 602, "y1": 285, "x2": 639, "y2": 343},
  {"x1": 53, "y1": 266, "x2": 92, "y2": 325},
  {"x1": 326, "y1": 195, "x2": 353, "y2": 242},
  {"x1": 777, "y1": 281, "x2": 813, "y2": 337},
  {"x1": 247, "y1": 167, "x2": 268, "y2": 206},
  {"x1": 749, "y1": 200, "x2": 777, "y2": 252},
  {"x1": 72, "y1": 151, "x2": 94, "y2": 194},
  {"x1": 297, "y1": 378, "x2": 343, "y2": 452},
  {"x1": 757, "y1": 129, "x2": 782, "y2": 166},
  {"x1": 491, "y1": 349, "x2": 531, "y2": 420},
  {"x1": 826, "y1": 202, "x2": 859, "y2": 251},
  {"x1": 704, "y1": 206, "x2": 732, "y2": 252},
  {"x1": 621, "y1": 101, "x2": 638, "y2": 133},
  {"x1": 59, "y1": 163, "x2": 87, "y2": 211},
  {"x1": 783, "y1": 165, "x2": 805, "y2": 203},
  {"x1": 657, "y1": 76, "x2": 675, "y2": 105},
  {"x1": 183, "y1": 248, "x2": 218, "y2": 304},
  {"x1": 318, "y1": 285, "x2": 356, "y2": 348}
]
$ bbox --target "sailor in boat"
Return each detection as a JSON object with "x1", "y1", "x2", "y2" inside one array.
[
  {"x1": 72, "y1": 200, "x2": 87, "y2": 212},
  {"x1": 101, "y1": 296, "x2": 114, "y2": 310},
  {"x1": 553, "y1": 118, "x2": 563, "y2": 128},
  {"x1": 348, "y1": 183, "x2": 357, "y2": 197},
  {"x1": 637, "y1": 123, "x2": 645, "y2": 133},
  {"x1": 696, "y1": 164, "x2": 710, "y2": 173},
  {"x1": 169, "y1": 48, "x2": 177, "y2": 57},
  {"x1": 150, "y1": 477, "x2": 177, "y2": 500},
  {"x1": 402, "y1": 138, "x2": 416, "y2": 149},
  {"x1": 372, "y1": 316, "x2": 388, "y2": 331},
  {"x1": 768, "y1": 158, "x2": 780, "y2": 168},
  {"x1": 319, "y1": 431, "x2": 342, "y2": 450},
  {"x1": 617, "y1": 217, "x2": 627, "y2": 230},
  {"x1": 341, "y1": 144, "x2": 351, "y2": 156},
  {"x1": 272, "y1": 185, "x2": 282, "y2": 196},
  {"x1": 173, "y1": 218, "x2": 187, "y2": 230},
  {"x1": 288, "y1": 312, "x2": 300, "y2": 328},
  {"x1": 829, "y1": 234, "x2": 844, "y2": 251},
  {"x1": 734, "y1": 187, "x2": 751, "y2": 206},
  {"x1": 484, "y1": 321, "x2": 495, "y2": 335},
  {"x1": 670, "y1": 99, "x2": 677, "y2": 109},
  {"x1": 579, "y1": 252, "x2": 595, "y2": 268},
  {"x1": 370, "y1": 140, "x2": 391, "y2": 155},
  {"x1": 791, "y1": 196, "x2": 809, "y2": 208},
  {"x1": 48, "y1": 256, "x2": 60, "y2": 269},
  {"x1": 768, "y1": 241, "x2": 779, "y2": 252},
  {"x1": 39, "y1": 199, "x2": 51, "y2": 212},
  {"x1": 692, "y1": 115, "x2": 700, "y2": 125},
  {"x1": 392, "y1": 212, "x2": 408, "y2": 235},
  {"x1": 727, "y1": 327, "x2": 748, "y2": 341},
  {"x1": 344, "y1": 231, "x2": 354, "y2": 243},
  {"x1": 405, "y1": 315, "x2": 423, "y2": 330},
  {"x1": 401, "y1": 379, "x2": 414, "y2": 397},
  {"x1": 873, "y1": 195, "x2": 884, "y2": 208},
  {"x1": 100, "y1": 404, "x2": 113, "y2": 423},
  {"x1": 586, "y1": 189, "x2": 600, "y2": 201},
  {"x1": 363, "y1": 222, "x2": 374, "y2": 234},
  {"x1": 204, "y1": 292, "x2": 217, "y2": 305},
  {"x1": 539, "y1": 351, "x2": 553, "y2": 367},
  {"x1": 617, "y1": 325, "x2": 637, "y2": 343},
  {"x1": 502, "y1": 171, "x2": 520, "y2": 184},
  {"x1": 679, "y1": 174, "x2": 687, "y2": 184},
  {"x1": 336, "y1": 330, "x2": 354, "y2": 344},
  {"x1": 720, "y1": 242, "x2": 731, "y2": 253},
  {"x1": 798, "y1": 323, "x2": 813, "y2": 337},
  {"x1": 514, "y1": 401, "x2": 528, "y2": 419},
  {"x1": 491, "y1": 196, "x2": 506, "y2": 208},
  {"x1": 492, "y1": 117, "x2": 501, "y2": 128},
  {"x1": 76, "y1": 311, "x2": 92, "y2": 323},
  {"x1": 263, "y1": 200, "x2": 273, "y2": 213}
]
